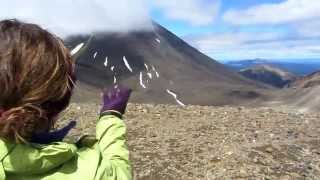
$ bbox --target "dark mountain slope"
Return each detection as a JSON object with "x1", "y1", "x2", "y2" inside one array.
[{"x1": 66, "y1": 23, "x2": 269, "y2": 105}]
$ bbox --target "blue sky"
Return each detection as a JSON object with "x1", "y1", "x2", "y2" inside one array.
[
  {"x1": 1, "y1": 0, "x2": 319, "y2": 62},
  {"x1": 152, "y1": 0, "x2": 286, "y2": 37},
  {"x1": 149, "y1": 0, "x2": 320, "y2": 61}
]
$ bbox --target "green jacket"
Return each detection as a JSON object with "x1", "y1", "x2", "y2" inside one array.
[{"x1": 0, "y1": 115, "x2": 132, "y2": 180}]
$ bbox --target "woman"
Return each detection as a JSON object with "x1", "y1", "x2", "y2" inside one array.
[{"x1": 0, "y1": 19, "x2": 132, "y2": 179}]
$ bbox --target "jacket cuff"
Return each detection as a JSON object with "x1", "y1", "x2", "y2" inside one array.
[{"x1": 100, "y1": 110, "x2": 123, "y2": 119}]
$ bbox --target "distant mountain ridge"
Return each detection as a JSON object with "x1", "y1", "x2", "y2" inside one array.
[
  {"x1": 226, "y1": 58, "x2": 269, "y2": 66},
  {"x1": 239, "y1": 64, "x2": 296, "y2": 88},
  {"x1": 225, "y1": 59, "x2": 320, "y2": 75}
]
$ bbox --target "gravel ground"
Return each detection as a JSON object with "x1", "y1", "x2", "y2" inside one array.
[{"x1": 59, "y1": 103, "x2": 320, "y2": 180}]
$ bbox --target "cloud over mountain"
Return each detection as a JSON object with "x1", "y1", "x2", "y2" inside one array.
[
  {"x1": 0, "y1": 0, "x2": 152, "y2": 36},
  {"x1": 150, "y1": 0, "x2": 221, "y2": 26}
]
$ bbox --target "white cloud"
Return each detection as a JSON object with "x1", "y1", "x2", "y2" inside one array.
[
  {"x1": 188, "y1": 32, "x2": 284, "y2": 48},
  {"x1": 151, "y1": 0, "x2": 220, "y2": 26},
  {"x1": 223, "y1": 0, "x2": 320, "y2": 25},
  {"x1": 295, "y1": 19, "x2": 320, "y2": 37},
  {"x1": 186, "y1": 32, "x2": 320, "y2": 60},
  {"x1": 0, "y1": 0, "x2": 152, "y2": 37},
  {"x1": 218, "y1": 0, "x2": 320, "y2": 60}
]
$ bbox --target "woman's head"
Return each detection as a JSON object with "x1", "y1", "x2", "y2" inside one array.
[{"x1": 0, "y1": 19, "x2": 75, "y2": 143}]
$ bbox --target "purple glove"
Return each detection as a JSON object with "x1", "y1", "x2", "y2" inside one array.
[
  {"x1": 100, "y1": 86, "x2": 132, "y2": 118},
  {"x1": 31, "y1": 121, "x2": 76, "y2": 144}
]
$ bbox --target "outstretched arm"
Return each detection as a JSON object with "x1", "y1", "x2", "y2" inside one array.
[
  {"x1": 94, "y1": 86, "x2": 132, "y2": 180},
  {"x1": 95, "y1": 114, "x2": 131, "y2": 179}
]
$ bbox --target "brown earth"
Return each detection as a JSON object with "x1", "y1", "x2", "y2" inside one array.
[{"x1": 59, "y1": 103, "x2": 320, "y2": 180}]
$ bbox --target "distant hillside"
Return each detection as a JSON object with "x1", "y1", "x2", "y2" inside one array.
[
  {"x1": 239, "y1": 64, "x2": 296, "y2": 88},
  {"x1": 65, "y1": 22, "x2": 269, "y2": 106},
  {"x1": 289, "y1": 71, "x2": 320, "y2": 88},
  {"x1": 225, "y1": 59, "x2": 320, "y2": 75},
  {"x1": 262, "y1": 70, "x2": 320, "y2": 113}
]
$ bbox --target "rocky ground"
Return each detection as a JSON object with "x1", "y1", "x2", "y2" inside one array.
[{"x1": 59, "y1": 103, "x2": 320, "y2": 180}]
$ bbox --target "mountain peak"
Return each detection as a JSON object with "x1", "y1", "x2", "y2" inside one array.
[{"x1": 66, "y1": 22, "x2": 267, "y2": 105}]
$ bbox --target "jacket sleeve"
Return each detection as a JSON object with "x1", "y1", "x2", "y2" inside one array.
[{"x1": 95, "y1": 115, "x2": 132, "y2": 180}]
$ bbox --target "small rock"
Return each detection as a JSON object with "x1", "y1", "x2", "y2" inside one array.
[
  {"x1": 239, "y1": 168, "x2": 247, "y2": 177},
  {"x1": 279, "y1": 175, "x2": 291, "y2": 180},
  {"x1": 265, "y1": 147, "x2": 273, "y2": 153}
]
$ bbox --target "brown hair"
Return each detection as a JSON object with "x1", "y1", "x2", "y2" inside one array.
[{"x1": 0, "y1": 19, "x2": 75, "y2": 143}]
